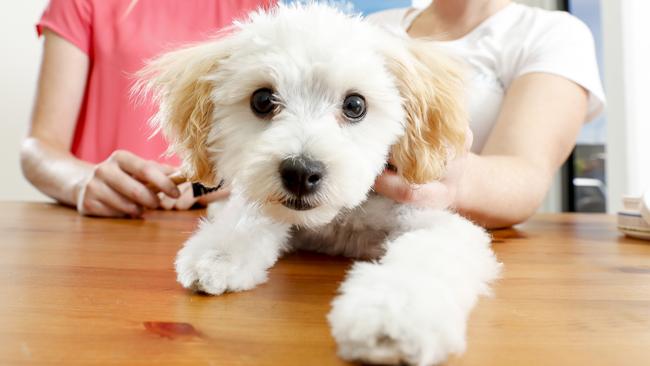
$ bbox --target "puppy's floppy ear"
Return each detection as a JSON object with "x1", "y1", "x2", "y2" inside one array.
[
  {"x1": 135, "y1": 39, "x2": 231, "y2": 185},
  {"x1": 385, "y1": 39, "x2": 469, "y2": 184}
]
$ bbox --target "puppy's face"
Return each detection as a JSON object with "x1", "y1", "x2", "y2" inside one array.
[{"x1": 140, "y1": 5, "x2": 467, "y2": 227}]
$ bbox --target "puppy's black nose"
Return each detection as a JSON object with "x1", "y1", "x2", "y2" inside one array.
[{"x1": 279, "y1": 156, "x2": 325, "y2": 196}]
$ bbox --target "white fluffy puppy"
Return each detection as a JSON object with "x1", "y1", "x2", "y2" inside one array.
[{"x1": 139, "y1": 4, "x2": 500, "y2": 365}]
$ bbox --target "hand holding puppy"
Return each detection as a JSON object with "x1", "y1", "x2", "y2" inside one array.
[
  {"x1": 75, "y1": 150, "x2": 181, "y2": 217},
  {"x1": 158, "y1": 182, "x2": 231, "y2": 211},
  {"x1": 374, "y1": 127, "x2": 473, "y2": 210}
]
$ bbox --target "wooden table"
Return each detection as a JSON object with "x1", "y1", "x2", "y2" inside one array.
[{"x1": 1, "y1": 202, "x2": 649, "y2": 365}]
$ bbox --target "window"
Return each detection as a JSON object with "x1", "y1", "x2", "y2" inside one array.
[
  {"x1": 564, "y1": 0, "x2": 607, "y2": 212},
  {"x1": 346, "y1": 1, "x2": 411, "y2": 14}
]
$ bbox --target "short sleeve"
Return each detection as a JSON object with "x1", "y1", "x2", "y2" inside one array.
[
  {"x1": 513, "y1": 13, "x2": 605, "y2": 122},
  {"x1": 36, "y1": 0, "x2": 92, "y2": 54}
]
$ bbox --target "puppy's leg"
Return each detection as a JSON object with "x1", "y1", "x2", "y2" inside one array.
[
  {"x1": 328, "y1": 210, "x2": 501, "y2": 366},
  {"x1": 175, "y1": 194, "x2": 291, "y2": 295}
]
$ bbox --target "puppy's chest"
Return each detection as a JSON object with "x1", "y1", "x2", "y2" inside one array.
[{"x1": 290, "y1": 196, "x2": 400, "y2": 260}]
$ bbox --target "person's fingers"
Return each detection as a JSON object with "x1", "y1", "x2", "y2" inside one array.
[
  {"x1": 158, "y1": 164, "x2": 178, "y2": 175},
  {"x1": 137, "y1": 163, "x2": 181, "y2": 198},
  {"x1": 374, "y1": 172, "x2": 420, "y2": 203},
  {"x1": 158, "y1": 184, "x2": 231, "y2": 211},
  {"x1": 78, "y1": 195, "x2": 126, "y2": 217},
  {"x1": 374, "y1": 172, "x2": 451, "y2": 209},
  {"x1": 111, "y1": 151, "x2": 181, "y2": 198},
  {"x1": 175, "y1": 196, "x2": 198, "y2": 211},
  {"x1": 157, "y1": 183, "x2": 197, "y2": 211},
  {"x1": 96, "y1": 163, "x2": 160, "y2": 209},
  {"x1": 158, "y1": 192, "x2": 176, "y2": 210},
  {"x1": 174, "y1": 183, "x2": 198, "y2": 210},
  {"x1": 78, "y1": 177, "x2": 138, "y2": 217},
  {"x1": 196, "y1": 188, "x2": 231, "y2": 206},
  {"x1": 91, "y1": 180, "x2": 143, "y2": 217}
]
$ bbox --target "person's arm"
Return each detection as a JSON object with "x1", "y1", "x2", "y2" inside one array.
[
  {"x1": 375, "y1": 72, "x2": 588, "y2": 229},
  {"x1": 21, "y1": 29, "x2": 180, "y2": 217},
  {"x1": 21, "y1": 29, "x2": 91, "y2": 206},
  {"x1": 456, "y1": 72, "x2": 587, "y2": 227}
]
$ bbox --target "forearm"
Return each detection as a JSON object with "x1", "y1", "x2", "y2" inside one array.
[
  {"x1": 454, "y1": 153, "x2": 552, "y2": 229},
  {"x1": 20, "y1": 137, "x2": 92, "y2": 207}
]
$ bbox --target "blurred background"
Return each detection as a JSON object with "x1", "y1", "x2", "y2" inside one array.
[{"x1": 1, "y1": 0, "x2": 648, "y2": 213}]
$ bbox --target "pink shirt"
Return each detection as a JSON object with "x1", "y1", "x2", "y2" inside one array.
[{"x1": 37, "y1": 0, "x2": 274, "y2": 165}]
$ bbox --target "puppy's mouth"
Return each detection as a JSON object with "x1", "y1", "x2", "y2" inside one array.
[{"x1": 281, "y1": 197, "x2": 317, "y2": 211}]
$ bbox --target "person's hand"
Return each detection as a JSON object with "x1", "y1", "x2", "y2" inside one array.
[
  {"x1": 374, "y1": 128, "x2": 473, "y2": 210},
  {"x1": 158, "y1": 182, "x2": 231, "y2": 211},
  {"x1": 75, "y1": 150, "x2": 181, "y2": 217}
]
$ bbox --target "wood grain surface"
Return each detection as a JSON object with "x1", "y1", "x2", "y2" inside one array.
[{"x1": 1, "y1": 202, "x2": 649, "y2": 365}]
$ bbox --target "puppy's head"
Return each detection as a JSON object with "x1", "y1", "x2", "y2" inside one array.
[{"x1": 138, "y1": 4, "x2": 467, "y2": 227}]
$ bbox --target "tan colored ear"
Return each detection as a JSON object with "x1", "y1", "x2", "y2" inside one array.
[
  {"x1": 135, "y1": 40, "x2": 229, "y2": 185},
  {"x1": 386, "y1": 39, "x2": 469, "y2": 184}
]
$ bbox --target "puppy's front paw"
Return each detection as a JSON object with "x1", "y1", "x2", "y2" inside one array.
[
  {"x1": 175, "y1": 247, "x2": 268, "y2": 295},
  {"x1": 328, "y1": 263, "x2": 466, "y2": 366}
]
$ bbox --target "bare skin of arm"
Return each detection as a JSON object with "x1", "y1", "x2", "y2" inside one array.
[
  {"x1": 458, "y1": 73, "x2": 587, "y2": 227},
  {"x1": 21, "y1": 29, "x2": 182, "y2": 217},
  {"x1": 375, "y1": 73, "x2": 588, "y2": 228}
]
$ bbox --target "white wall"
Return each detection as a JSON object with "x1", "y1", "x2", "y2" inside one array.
[
  {"x1": 601, "y1": 0, "x2": 650, "y2": 212},
  {"x1": 0, "y1": 1, "x2": 50, "y2": 201}
]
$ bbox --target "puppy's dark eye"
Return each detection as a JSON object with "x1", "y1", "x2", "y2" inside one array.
[
  {"x1": 251, "y1": 88, "x2": 276, "y2": 118},
  {"x1": 342, "y1": 94, "x2": 366, "y2": 122}
]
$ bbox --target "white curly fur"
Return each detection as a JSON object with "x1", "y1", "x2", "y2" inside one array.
[{"x1": 146, "y1": 4, "x2": 501, "y2": 365}]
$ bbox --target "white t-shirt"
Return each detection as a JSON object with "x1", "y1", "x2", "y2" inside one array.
[{"x1": 368, "y1": 3, "x2": 605, "y2": 153}]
